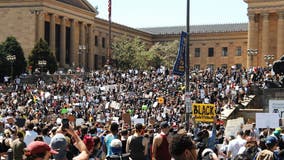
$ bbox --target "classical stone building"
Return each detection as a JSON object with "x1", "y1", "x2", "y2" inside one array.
[{"x1": 0, "y1": 0, "x2": 283, "y2": 70}]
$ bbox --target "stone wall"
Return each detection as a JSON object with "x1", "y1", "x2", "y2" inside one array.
[
  {"x1": 0, "y1": 7, "x2": 35, "y2": 58},
  {"x1": 234, "y1": 87, "x2": 284, "y2": 123}
]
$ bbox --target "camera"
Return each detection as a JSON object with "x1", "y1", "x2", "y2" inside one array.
[{"x1": 62, "y1": 118, "x2": 69, "y2": 130}]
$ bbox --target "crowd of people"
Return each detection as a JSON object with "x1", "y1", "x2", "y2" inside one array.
[{"x1": 0, "y1": 65, "x2": 283, "y2": 160}]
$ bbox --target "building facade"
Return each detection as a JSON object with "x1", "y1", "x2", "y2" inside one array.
[{"x1": 0, "y1": 0, "x2": 283, "y2": 70}]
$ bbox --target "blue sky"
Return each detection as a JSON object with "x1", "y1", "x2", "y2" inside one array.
[{"x1": 88, "y1": 0, "x2": 248, "y2": 28}]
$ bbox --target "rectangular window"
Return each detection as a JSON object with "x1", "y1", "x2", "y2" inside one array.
[
  {"x1": 95, "y1": 36, "x2": 98, "y2": 47},
  {"x1": 102, "y1": 56, "x2": 106, "y2": 67},
  {"x1": 222, "y1": 47, "x2": 228, "y2": 56},
  {"x1": 102, "y1": 37, "x2": 106, "y2": 48},
  {"x1": 208, "y1": 48, "x2": 214, "y2": 57},
  {"x1": 194, "y1": 48, "x2": 200, "y2": 57},
  {"x1": 236, "y1": 47, "x2": 242, "y2": 56}
]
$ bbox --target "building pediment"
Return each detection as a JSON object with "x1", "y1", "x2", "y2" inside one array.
[{"x1": 56, "y1": 0, "x2": 97, "y2": 13}]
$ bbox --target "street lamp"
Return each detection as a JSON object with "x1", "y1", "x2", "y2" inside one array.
[
  {"x1": 78, "y1": 45, "x2": 86, "y2": 67},
  {"x1": 6, "y1": 55, "x2": 16, "y2": 78},
  {"x1": 38, "y1": 60, "x2": 47, "y2": 74},
  {"x1": 264, "y1": 54, "x2": 274, "y2": 67},
  {"x1": 247, "y1": 49, "x2": 258, "y2": 68}
]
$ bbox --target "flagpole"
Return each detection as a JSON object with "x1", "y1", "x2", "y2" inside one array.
[
  {"x1": 185, "y1": 0, "x2": 191, "y2": 132},
  {"x1": 107, "y1": 0, "x2": 112, "y2": 66}
]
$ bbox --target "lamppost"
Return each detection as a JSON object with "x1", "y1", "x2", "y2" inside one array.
[
  {"x1": 264, "y1": 54, "x2": 274, "y2": 67},
  {"x1": 38, "y1": 60, "x2": 47, "y2": 74},
  {"x1": 78, "y1": 45, "x2": 86, "y2": 68},
  {"x1": 6, "y1": 55, "x2": 16, "y2": 79},
  {"x1": 247, "y1": 49, "x2": 258, "y2": 68}
]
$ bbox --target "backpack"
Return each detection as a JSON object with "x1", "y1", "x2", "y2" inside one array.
[
  {"x1": 0, "y1": 138, "x2": 10, "y2": 153},
  {"x1": 243, "y1": 146, "x2": 259, "y2": 160},
  {"x1": 83, "y1": 134, "x2": 94, "y2": 153}
]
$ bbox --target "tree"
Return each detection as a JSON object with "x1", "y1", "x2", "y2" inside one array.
[
  {"x1": 112, "y1": 35, "x2": 147, "y2": 70},
  {"x1": 0, "y1": 44, "x2": 9, "y2": 81},
  {"x1": 148, "y1": 40, "x2": 179, "y2": 69},
  {"x1": 112, "y1": 35, "x2": 179, "y2": 70},
  {"x1": 28, "y1": 38, "x2": 57, "y2": 73},
  {"x1": 1, "y1": 36, "x2": 27, "y2": 78}
]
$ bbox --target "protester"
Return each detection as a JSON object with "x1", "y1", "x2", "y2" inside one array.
[
  {"x1": 11, "y1": 131, "x2": 26, "y2": 160},
  {"x1": 23, "y1": 141, "x2": 58, "y2": 160},
  {"x1": 50, "y1": 132, "x2": 68, "y2": 160},
  {"x1": 104, "y1": 122, "x2": 119, "y2": 157},
  {"x1": 227, "y1": 130, "x2": 246, "y2": 159},
  {"x1": 255, "y1": 136, "x2": 279, "y2": 160},
  {"x1": 126, "y1": 123, "x2": 149, "y2": 160},
  {"x1": 106, "y1": 139, "x2": 130, "y2": 160},
  {"x1": 0, "y1": 66, "x2": 278, "y2": 159},
  {"x1": 24, "y1": 122, "x2": 38, "y2": 146},
  {"x1": 152, "y1": 121, "x2": 171, "y2": 160},
  {"x1": 169, "y1": 133, "x2": 197, "y2": 160}
]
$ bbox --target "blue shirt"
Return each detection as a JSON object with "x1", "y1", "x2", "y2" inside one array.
[{"x1": 105, "y1": 134, "x2": 118, "y2": 156}]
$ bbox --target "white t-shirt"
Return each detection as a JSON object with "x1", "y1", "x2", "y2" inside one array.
[
  {"x1": 227, "y1": 136, "x2": 246, "y2": 159},
  {"x1": 24, "y1": 130, "x2": 38, "y2": 145}
]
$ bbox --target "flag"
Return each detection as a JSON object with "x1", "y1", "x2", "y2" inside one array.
[
  {"x1": 108, "y1": 0, "x2": 111, "y2": 18},
  {"x1": 172, "y1": 31, "x2": 187, "y2": 76}
]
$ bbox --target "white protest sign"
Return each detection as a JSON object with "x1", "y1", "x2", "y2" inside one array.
[
  {"x1": 76, "y1": 118, "x2": 85, "y2": 126},
  {"x1": 153, "y1": 102, "x2": 158, "y2": 108},
  {"x1": 225, "y1": 117, "x2": 244, "y2": 138},
  {"x1": 111, "y1": 117, "x2": 119, "y2": 123},
  {"x1": 110, "y1": 101, "x2": 120, "y2": 110},
  {"x1": 132, "y1": 118, "x2": 144, "y2": 125},
  {"x1": 56, "y1": 118, "x2": 62, "y2": 125},
  {"x1": 256, "y1": 113, "x2": 279, "y2": 128},
  {"x1": 269, "y1": 100, "x2": 284, "y2": 118}
]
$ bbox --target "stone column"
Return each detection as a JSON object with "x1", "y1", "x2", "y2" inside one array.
[
  {"x1": 247, "y1": 14, "x2": 256, "y2": 68},
  {"x1": 49, "y1": 13, "x2": 56, "y2": 57},
  {"x1": 262, "y1": 13, "x2": 269, "y2": 66},
  {"x1": 79, "y1": 22, "x2": 86, "y2": 68},
  {"x1": 88, "y1": 24, "x2": 94, "y2": 70},
  {"x1": 277, "y1": 12, "x2": 284, "y2": 60},
  {"x1": 36, "y1": 11, "x2": 45, "y2": 42},
  {"x1": 70, "y1": 19, "x2": 76, "y2": 67},
  {"x1": 60, "y1": 16, "x2": 66, "y2": 67}
]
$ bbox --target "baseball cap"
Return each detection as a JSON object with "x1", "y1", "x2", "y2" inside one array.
[
  {"x1": 160, "y1": 121, "x2": 169, "y2": 129},
  {"x1": 265, "y1": 136, "x2": 278, "y2": 146},
  {"x1": 27, "y1": 141, "x2": 58, "y2": 155},
  {"x1": 201, "y1": 148, "x2": 218, "y2": 159},
  {"x1": 50, "y1": 133, "x2": 67, "y2": 160}
]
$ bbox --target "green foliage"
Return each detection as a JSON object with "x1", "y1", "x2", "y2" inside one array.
[
  {"x1": 28, "y1": 39, "x2": 57, "y2": 73},
  {"x1": 112, "y1": 35, "x2": 179, "y2": 70},
  {"x1": 112, "y1": 35, "x2": 147, "y2": 70},
  {"x1": 149, "y1": 40, "x2": 179, "y2": 69},
  {"x1": 0, "y1": 44, "x2": 9, "y2": 80},
  {"x1": 0, "y1": 36, "x2": 27, "y2": 78}
]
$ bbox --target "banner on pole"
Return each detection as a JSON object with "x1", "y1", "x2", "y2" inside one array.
[
  {"x1": 172, "y1": 31, "x2": 187, "y2": 76},
  {"x1": 192, "y1": 103, "x2": 216, "y2": 122}
]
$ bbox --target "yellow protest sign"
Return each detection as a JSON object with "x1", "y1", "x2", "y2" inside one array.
[
  {"x1": 192, "y1": 103, "x2": 216, "y2": 122},
  {"x1": 158, "y1": 97, "x2": 164, "y2": 104}
]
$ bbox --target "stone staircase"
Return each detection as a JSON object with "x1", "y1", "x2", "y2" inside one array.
[{"x1": 220, "y1": 95, "x2": 256, "y2": 120}]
